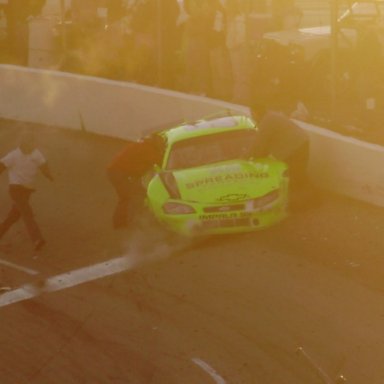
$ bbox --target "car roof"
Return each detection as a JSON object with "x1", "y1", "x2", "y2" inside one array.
[{"x1": 162, "y1": 115, "x2": 256, "y2": 146}]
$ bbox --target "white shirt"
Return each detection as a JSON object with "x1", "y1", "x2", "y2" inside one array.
[{"x1": 1, "y1": 148, "x2": 46, "y2": 189}]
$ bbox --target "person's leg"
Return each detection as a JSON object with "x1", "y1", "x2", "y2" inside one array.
[
  {"x1": 286, "y1": 142, "x2": 322, "y2": 211},
  {"x1": 0, "y1": 203, "x2": 21, "y2": 239},
  {"x1": 9, "y1": 185, "x2": 44, "y2": 245},
  {"x1": 128, "y1": 178, "x2": 146, "y2": 221},
  {"x1": 107, "y1": 170, "x2": 134, "y2": 229},
  {"x1": 286, "y1": 141, "x2": 309, "y2": 189}
]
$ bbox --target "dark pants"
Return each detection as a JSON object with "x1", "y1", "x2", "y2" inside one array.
[
  {"x1": 107, "y1": 170, "x2": 142, "y2": 229},
  {"x1": 285, "y1": 141, "x2": 321, "y2": 211},
  {"x1": 0, "y1": 185, "x2": 43, "y2": 242},
  {"x1": 285, "y1": 141, "x2": 310, "y2": 191}
]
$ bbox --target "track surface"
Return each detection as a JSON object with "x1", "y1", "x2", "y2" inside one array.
[{"x1": 1, "y1": 121, "x2": 384, "y2": 383}]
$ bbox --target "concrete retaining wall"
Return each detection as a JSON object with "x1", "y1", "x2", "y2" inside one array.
[
  {"x1": 0, "y1": 65, "x2": 247, "y2": 139},
  {"x1": 297, "y1": 120, "x2": 384, "y2": 207},
  {"x1": 0, "y1": 64, "x2": 383, "y2": 208}
]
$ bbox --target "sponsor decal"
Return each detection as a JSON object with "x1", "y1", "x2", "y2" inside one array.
[
  {"x1": 199, "y1": 212, "x2": 254, "y2": 220},
  {"x1": 186, "y1": 172, "x2": 269, "y2": 189},
  {"x1": 217, "y1": 194, "x2": 249, "y2": 202},
  {"x1": 210, "y1": 165, "x2": 242, "y2": 174},
  {"x1": 200, "y1": 213, "x2": 238, "y2": 220}
]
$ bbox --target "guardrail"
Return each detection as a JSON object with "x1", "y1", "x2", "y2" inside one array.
[{"x1": 1, "y1": 64, "x2": 383, "y2": 208}]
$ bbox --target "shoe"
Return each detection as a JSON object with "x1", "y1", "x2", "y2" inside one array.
[{"x1": 34, "y1": 239, "x2": 46, "y2": 251}]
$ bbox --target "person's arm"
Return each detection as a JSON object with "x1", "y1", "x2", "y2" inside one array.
[{"x1": 40, "y1": 163, "x2": 54, "y2": 182}]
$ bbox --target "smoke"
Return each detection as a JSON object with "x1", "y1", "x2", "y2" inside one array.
[{"x1": 122, "y1": 214, "x2": 193, "y2": 269}]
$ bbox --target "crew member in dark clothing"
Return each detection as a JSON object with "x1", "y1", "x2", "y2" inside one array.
[
  {"x1": 253, "y1": 109, "x2": 309, "y2": 184},
  {"x1": 107, "y1": 135, "x2": 163, "y2": 229},
  {"x1": 251, "y1": 102, "x2": 315, "y2": 211}
]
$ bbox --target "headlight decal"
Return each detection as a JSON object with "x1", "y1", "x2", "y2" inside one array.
[
  {"x1": 162, "y1": 202, "x2": 195, "y2": 214},
  {"x1": 160, "y1": 171, "x2": 181, "y2": 199},
  {"x1": 251, "y1": 190, "x2": 280, "y2": 209}
]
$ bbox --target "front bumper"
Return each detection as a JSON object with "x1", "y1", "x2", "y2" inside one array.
[{"x1": 155, "y1": 200, "x2": 288, "y2": 236}]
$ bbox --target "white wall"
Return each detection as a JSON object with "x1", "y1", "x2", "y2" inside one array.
[
  {"x1": 297, "y1": 120, "x2": 384, "y2": 207},
  {"x1": 1, "y1": 64, "x2": 384, "y2": 208},
  {"x1": 0, "y1": 65, "x2": 247, "y2": 139}
]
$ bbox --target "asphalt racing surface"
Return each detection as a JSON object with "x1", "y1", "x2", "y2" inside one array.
[{"x1": 1, "y1": 120, "x2": 384, "y2": 384}]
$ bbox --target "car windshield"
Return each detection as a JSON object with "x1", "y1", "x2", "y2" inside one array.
[{"x1": 166, "y1": 129, "x2": 258, "y2": 170}]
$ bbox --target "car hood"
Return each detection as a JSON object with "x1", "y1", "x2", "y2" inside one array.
[{"x1": 170, "y1": 159, "x2": 285, "y2": 203}]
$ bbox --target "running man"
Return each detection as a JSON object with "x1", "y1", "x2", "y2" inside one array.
[{"x1": 0, "y1": 129, "x2": 53, "y2": 251}]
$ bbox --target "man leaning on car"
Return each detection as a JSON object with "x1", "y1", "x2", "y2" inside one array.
[
  {"x1": 251, "y1": 101, "x2": 319, "y2": 211},
  {"x1": 106, "y1": 135, "x2": 163, "y2": 229}
]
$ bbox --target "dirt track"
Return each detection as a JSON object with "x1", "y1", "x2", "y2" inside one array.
[{"x1": 1, "y1": 121, "x2": 384, "y2": 383}]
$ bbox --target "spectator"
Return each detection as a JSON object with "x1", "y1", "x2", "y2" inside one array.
[
  {"x1": 281, "y1": 5, "x2": 303, "y2": 31},
  {"x1": 158, "y1": 0, "x2": 182, "y2": 89},
  {"x1": 353, "y1": 27, "x2": 384, "y2": 134},
  {"x1": 226, "y1": 0, "x2": 250, "y2": 104},
  {"x1": 61, "y1": 0, "x2": 105, "y2": 75},
  {"x1": 209, "y1": 0, "x2": 233, "y2": 100},
  {"x1": 0, "y1": 129, "x2": 53, "y2": 251},
  {"x1": 3, "y1": 0, "x2": 46, "y2": 65},
  {"x1": 98, "y1": 4, "x2": 133, "y2": 80},
  {"x1": 272, "y1": 0, "x2": 301, "y2": 31},
  {"x1": 130, "y1": 0, "x2": 157, "y2": 85},
  {"x1": 183, "y1": 0, "x2": 216, "y2": 95}
]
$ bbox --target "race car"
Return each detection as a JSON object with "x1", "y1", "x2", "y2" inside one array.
[{"x1": 145, "y1": 115, "x2": 289, "y2": 235}]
